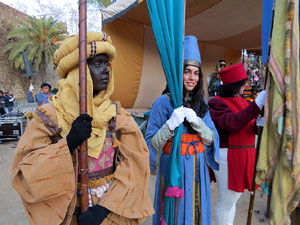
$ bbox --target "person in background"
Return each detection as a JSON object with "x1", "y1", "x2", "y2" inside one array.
[
  {"x1": 27, "y1": 82, "x2": 54, "y2": 106},
  {"x1": 208, "y1": 63, "x2": 266, "y2": 225},
  {"x1": 11, "y1": 31, "x2": 154, "y2": 225},
  {"x1": 219, "y1": 60, "x2": 226, "y2": 70},
  {"x1": 0, "y1": 91, "x2": 6, "y2": 115},
  {"x1": 145, "y1": 35, "x2": 219, "y2": 225},
  {"x1": 4, "y1": 92, "x2": 15, "y2": 112},
  {"x1": 4, "y1": 91, "x2": 9, "y2": 113},
  {"x1": 208, "y1": 60, "x2": 226, "y2": 98}
]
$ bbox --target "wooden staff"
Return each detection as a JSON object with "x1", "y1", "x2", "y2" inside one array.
[
  {"x1": 246, "y1": 72, "x2": 267, "y2": 225},
  {"x1": 246, "y1": 5, "x2": 274, "y2": 223},
  {"x1": 29, "y1": 78, "x2": 38, "y2": 107},
  {"x1": 78, "y1": 0, "x2": 89, "y2": 213}
]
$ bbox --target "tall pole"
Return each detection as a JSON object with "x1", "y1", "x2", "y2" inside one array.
[
  {"x1": 246, "y1": 65, "x2": 270, "y2": 225},
  {"x1": 246, "y1": 3, "x2": 274, "y2": 222},
  {"x1": 78, "y1": 0, "x2": 89, "y2": 213}
]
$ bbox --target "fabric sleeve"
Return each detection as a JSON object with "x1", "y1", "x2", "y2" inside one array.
[
  {"x1": 152, "y1": 123, "x2": 174, "y2": 152},
  {"x1": 4, "y1": 95, "x2": 9, "y2": 104},
  {"x1": 191, "y1": 117, "x2": 214, "y2": 145},
  {"x1": 9, "y1": 96, "x2": 15, "y2": 102},
  {"x1": 201, "y1": 107, "x2": 220, "y2": 171},
  {"x1": 26, "y1": 91, "x2": 35, "y2": 103},
  {"x1": 145, "y1": 95, "x2": 173, "y2": 174},
  {"x1": 99, "y1": 108, "x2": 154, "y2": 221},
  {"x1": 10, "y1": 105, "x2": 75, "y2": 225},
  {"x1": 208, "y1": 98, "x2": 261, "y2": 134}
]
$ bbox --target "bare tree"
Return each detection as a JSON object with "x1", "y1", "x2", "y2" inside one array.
[
  {"x1": 5, "y1": 0, "x2": 113, "y2": 34},
  {"x1": 33, "y1": 0, "x2": 79, "y2": 34},
  {"x1": 5, "y1": 1, "x2": 29, "y2": 14},
  {"x1": 32, "y1": 0, "x2": 104, "y2": 34}
]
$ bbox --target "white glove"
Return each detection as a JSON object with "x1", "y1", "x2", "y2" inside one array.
[
  {"x1": 29, "y1": 84, "x2": 34, "y2": 92},
  {"x1": 166, "y1": 106, "x2": 185, "y2": 131},
  {"x1": 185, "y1": 107, "x2": 214, "y2": 145},
  {"x1": 256, "y1": 116, "x2": 264, "y2": 127},
  {"x1": 184, "y1": 107, "x2": 198, "y2": 126},
  {"x1": 255, "y1": 90, "x2": 266, "y2": 110}
]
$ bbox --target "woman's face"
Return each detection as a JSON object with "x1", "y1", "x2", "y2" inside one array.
[
  {"x1": 237, "y1": 81, "x2": 247, "y2": 95},
  {"x1": 183, "y1": 65, "x2": 199, "y2": 94}
]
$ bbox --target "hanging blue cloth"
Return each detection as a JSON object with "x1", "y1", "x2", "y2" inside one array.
[
  {"x1": 146, "y1": 0, "x2": 184, "y2": 224},
  {"x1": 262, "y1": 0, "x2": 274, "y2": 63}
]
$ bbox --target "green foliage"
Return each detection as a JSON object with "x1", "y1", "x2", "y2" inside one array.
[
  {"x1": 87, "y1": 0, "x2": 114, "y2": 8},
  {"x1": 3, "y1": 16, "x2": 67, "y2": 71},
  {"x1": 51, "y1": 88, "x2": 58, "y2": 94}
]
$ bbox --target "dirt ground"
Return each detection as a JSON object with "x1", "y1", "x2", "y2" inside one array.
[{"x1": 1, "y1": 140, "x2": 271, "y2": 225}]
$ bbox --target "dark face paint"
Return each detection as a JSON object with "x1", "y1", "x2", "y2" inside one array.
[{"x1": 87, "y1": 54, "x2": 110, "y2": 95}]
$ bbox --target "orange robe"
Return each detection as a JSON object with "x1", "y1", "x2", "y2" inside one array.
[{"x1": 11, "y1": 103, "x2": 154, "y2": 225}]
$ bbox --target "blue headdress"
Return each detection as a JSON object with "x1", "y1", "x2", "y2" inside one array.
[{"x1": 184, "y1": 35, "x2": 201, "y2": 68}]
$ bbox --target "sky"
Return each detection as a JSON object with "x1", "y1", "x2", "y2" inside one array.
[
  {"x1": 0, "y1": 0, "x2": 77, "y2": 15},
  {"x1": 0, "y1": 0, "x2": 102, "y2": 34}
]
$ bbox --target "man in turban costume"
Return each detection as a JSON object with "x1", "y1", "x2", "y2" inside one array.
[{"x1": 10, "y1": 32, "x2": 154, "y2": 225}]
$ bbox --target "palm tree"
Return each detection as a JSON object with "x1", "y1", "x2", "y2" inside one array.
[{"x1": 3, "y1": 16, "x2": 67, "y2": 76}]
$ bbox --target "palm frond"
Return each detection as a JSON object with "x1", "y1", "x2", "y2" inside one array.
[
  {"x1": 35, "y1": 49, "x2": 43, "y2": 71},
  {"x1": 15, "y1": 55, "x2": 25, "y2": 70},
  {"x1": 2, "y1": 43, "x2": 15, "y2": 53},
  {"x1": 8, "y1": 40, "x2": 33, "y2": 61},
  {"x1": 4, "y1": 16, "x2": 67, "y2": 71},
  {"x1": 28, "y1": 46, "x2": 39, "y2": 61}
]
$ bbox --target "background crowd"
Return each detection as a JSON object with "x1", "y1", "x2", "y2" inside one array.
[{"x1": 0, "y1": 90, "x2": 15, "y2": 115}]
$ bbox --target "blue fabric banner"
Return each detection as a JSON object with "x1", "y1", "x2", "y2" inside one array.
[
  {"x1": 262, "y1": 0, "x2": 274, "y2": 63},
  {"x1": 146, "y1": 0, "x2": 185, "y2": 224}
]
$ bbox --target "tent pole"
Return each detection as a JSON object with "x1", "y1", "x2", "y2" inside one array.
[
  {"x1": 246, "y1": 5, "x2": 274, "y2": 223},
  {"x1": 246, "y1": 83, "x2": 266, "y2": 225},
  {"x1": 78, "y1": 0, "x2": 89, "y2": 213}
]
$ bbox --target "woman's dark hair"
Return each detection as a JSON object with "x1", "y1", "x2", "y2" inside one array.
[
  {"x1": 216, "y1": 78, "x2": 247, "y2": 97},
  {"x1": 161, "y1": 65, "x2": 208, "y2": 118},
  {"x1": 183, "y1": 65, "x2": 208, "y2": 118}
]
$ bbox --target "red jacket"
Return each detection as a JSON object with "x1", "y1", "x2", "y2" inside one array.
[{"x1": 208, "y1": 96, "x2": 261, "y2": 192}]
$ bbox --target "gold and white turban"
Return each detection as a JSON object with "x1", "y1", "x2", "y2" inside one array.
[
  {"x1": 51, "y1": 32, "x2": 117, "y2": 159},
  {"x1": 54, "y1": 32, "x2": 116, "y2": 78}
]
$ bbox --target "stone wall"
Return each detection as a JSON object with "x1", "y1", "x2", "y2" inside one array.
[{"x1": 0, "y1": 2, "x2": 59, "y2": 99}]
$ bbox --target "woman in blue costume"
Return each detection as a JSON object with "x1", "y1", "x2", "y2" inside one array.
[{"x1": 145, "y1": 36, "x2": 219, "y2": 225}]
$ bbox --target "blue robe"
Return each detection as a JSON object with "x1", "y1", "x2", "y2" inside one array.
[
  {"x1": 145, "y1": 95, "x2": 219, "y2": 225},
  {"x1": 27, "y1": 91, "x2": 54, "y2": 106}
]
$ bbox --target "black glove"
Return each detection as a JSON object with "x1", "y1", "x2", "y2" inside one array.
[
  {"x1": 77, "y1": 205, "x2": 110, "y2": 225},
  {"x1": 66, "y1": 114, "x2": 93, "y2": 153}
]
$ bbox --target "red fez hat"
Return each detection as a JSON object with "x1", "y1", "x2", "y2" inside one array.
[{"x1": 218, "y1": 63, "x2": 248, "y2": 85}]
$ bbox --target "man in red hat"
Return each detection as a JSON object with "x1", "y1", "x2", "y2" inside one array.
[{"x1": 208, "y1": 63, "x2": 266, "y2": 225}]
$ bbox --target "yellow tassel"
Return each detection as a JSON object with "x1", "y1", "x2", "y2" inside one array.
[
  {"x1": 26, "y1": 112, "x2": 34, "y2": 120},
  {"x1": 37, "y1": 106, "x2": 52, "y2": 118},
  {"x1": 37, "y1": 106, "x2": 46, "y2": 113},
  {"x1": 112, "y1": 133, "x2": 121, "y2": 148},
  {"x1": 88, "y1": 174, "x2": 114, "y2": 189},
  {"x1": 26, "y1": 111, "x2": 42, "y2": 123}
]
